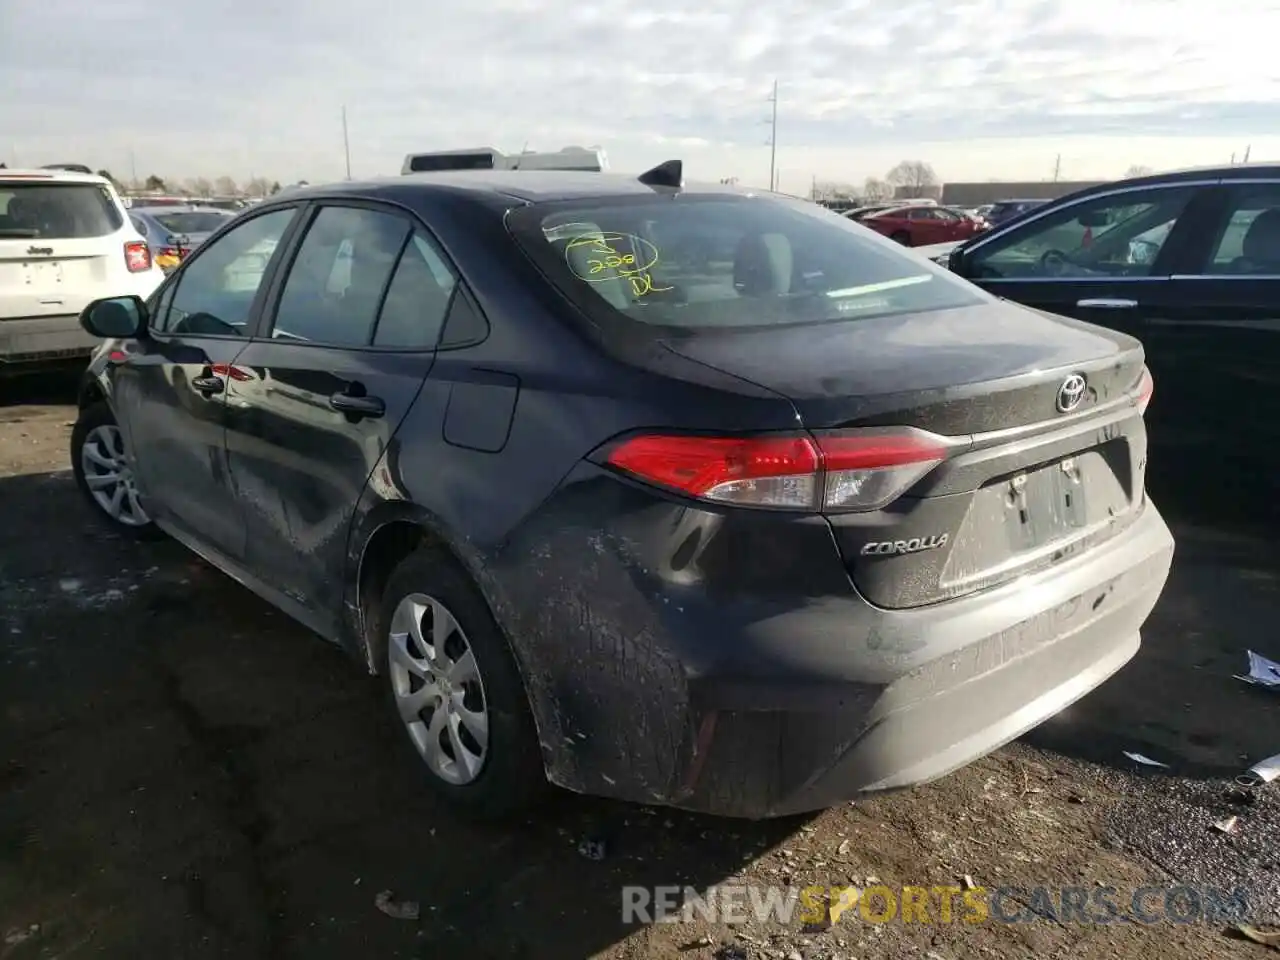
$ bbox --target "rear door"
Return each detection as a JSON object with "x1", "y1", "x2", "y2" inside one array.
[
  {"x1": 1140, "y1": 180, "x2": 1280, "y2": 524},
  {"x1": 223, "y1": 201, "x2": 456, "y2": 627},
  {"x1": 953, "y1": 181, "x2": 1213, "y2": 342},
  {"x1": 0, "y1": 177, "x2": 130, "y2": 318}
]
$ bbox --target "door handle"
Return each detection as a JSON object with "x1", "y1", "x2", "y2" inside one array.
[
  {"x1": 191, "y1": 374, "x2": 225, "y2": 394},
  {"x1": 1076, "y1": 298, "x2": 1138, "y2": 309},
  {"x1": 328, "y1": 390, "x2": 385, "y2": 419}
]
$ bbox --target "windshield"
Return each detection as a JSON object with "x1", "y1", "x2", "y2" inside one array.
[
  {"x1": 0, "y1": 182, "x2": 122, "y2": 239},
  {"x1": 154, "y1": 211, "x2": 232, "y2": 235},
  {"x1": 510, "y1": 196, "x2": 987, "y2": 333}
]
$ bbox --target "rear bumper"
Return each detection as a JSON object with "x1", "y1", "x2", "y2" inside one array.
[
  {"x1": 0, "y1": 314, "x2": 97, "y2": 366},
  {"x1": 493, "y1": 474, "x2": 1174, "y2": 818}
]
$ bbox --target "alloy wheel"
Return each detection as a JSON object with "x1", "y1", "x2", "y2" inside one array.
[
  {"x1": 388, "y1": 592, "x2": 490, "y2": 785},
  {"x1": 80, "y1": 424, "x2": 150, "y2": 527}
]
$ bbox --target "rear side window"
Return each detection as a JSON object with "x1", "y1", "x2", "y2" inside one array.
[
  {"x1": 372, "y1": 232, "x2": 458, "y2": 348},
  {"x1": 271, "y1": 206, "x2": 410, "y2": 345},
  {"x1": 1204, "y1": 183, "x2": 1280, "y2": 274},
  {"x1": 0, "y1": 182, "x2": 123, "y2": 239},
  {"x1": 509, "y1": 196, "x2": 986, "y2": 332}
]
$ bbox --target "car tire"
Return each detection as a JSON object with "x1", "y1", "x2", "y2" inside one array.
[
  {"x1": 70, "y1": 402, "x2": 163, "y2": 539},
  {"x1": 375, "y1": 547, "x2": 548, "y2": 819},
  {"x1": 890, "y1": 230, "x2": 912, "y2": 246}
]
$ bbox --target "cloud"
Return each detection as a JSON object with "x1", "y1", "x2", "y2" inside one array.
[{"x1": 1, "y1": 0, "x2": 1277, "y2": 181}]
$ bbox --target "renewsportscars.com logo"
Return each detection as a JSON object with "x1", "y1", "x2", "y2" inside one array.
[{"x1": 622, "y1": 883, "x2": 1253, "y2": 927}]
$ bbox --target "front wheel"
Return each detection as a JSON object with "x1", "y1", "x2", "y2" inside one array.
[
  {"x1": 376, "y1": 547, "x2": 548, "y2": 819},
  {"x1": 70, "y1": 402, "x2": 162, "y2": 538}
]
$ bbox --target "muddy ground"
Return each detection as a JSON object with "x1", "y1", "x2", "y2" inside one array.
[{"x1": 3, "y1": 370, "x2": 1280, "y2": 959}]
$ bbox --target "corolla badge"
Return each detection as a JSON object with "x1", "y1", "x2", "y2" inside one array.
[{"x1": 1056, "y1": 374, "x2": 1087, "y2": 413}]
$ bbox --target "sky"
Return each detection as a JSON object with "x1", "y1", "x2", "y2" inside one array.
[{"x1": 3, "y1": 0, "x2": 1280, "y2": 193}]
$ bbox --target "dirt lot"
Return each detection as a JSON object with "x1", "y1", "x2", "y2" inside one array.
[{"x1": 4, "y1": 371, "x2": 1280, "y2": 959}]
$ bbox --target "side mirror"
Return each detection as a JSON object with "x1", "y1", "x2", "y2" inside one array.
[
  {"x1": 80, "y1": 295, "x2": 147, "y2": 340},
  {"x1": 945, "y1": 247, "x2": 965, "y2": 274},
  {"x1": 1077, "y1": 210, "x2": 1109, "y2": 229}
]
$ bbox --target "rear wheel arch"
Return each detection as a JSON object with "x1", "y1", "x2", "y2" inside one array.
[{"x1": 354, "y1": 514, "x2": 527, "y2": 680}]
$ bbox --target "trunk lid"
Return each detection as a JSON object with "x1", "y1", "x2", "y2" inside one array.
[{"x1": 661, "y1": 301, "x2": 1150, "y2": 608}]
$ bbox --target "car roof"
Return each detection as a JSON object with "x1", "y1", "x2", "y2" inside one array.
[
  {"x1": 278, "y1": 170, "x2": 751, "y2": 206},
  {"x1": 0, "y1": 167, "x2": 111, "y2": 186},
  {"x1": 130, "y1": 204, "x2": 230, "y2": 216}
]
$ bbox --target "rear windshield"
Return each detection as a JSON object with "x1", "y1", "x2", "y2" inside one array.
[
  {"x1": 0, "y1": 182, "x2": 123, "y2": 239},
  {"x1": 154, "y1": 211, "x2": 232, "y2": 235},
  {"x1": 510, "y1": 196, "x2": 987, "y2": 332}
]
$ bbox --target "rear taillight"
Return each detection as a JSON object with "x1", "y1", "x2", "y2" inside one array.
[
  {"x1": 1137, "y1": 365, "x2": 1154, "y2": 416},
  {"x1": 124, "y1": 241, "x2": 151, "y2": 272},
  {"x1": 603, "y1": 428, "x2": 949, "y2": 512}
]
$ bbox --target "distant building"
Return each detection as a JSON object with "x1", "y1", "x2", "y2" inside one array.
[
  {"x1": 892, "y1": 184, "x2": 944, "y2": 201},
  {"x1": 940, "y1": 180, "x2": 1109, "y2": 207}
]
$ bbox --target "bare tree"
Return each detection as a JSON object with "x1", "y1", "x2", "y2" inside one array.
[
  {"x1": 862, "y1": 177, "x2": 894, "y2": 201},
  {"x1": 885, "y1": 160, "x2": 940, "y2": 197},
  {"x1": 213, "y1": 175, "x2": 240, "y2": 196},
  {"x1": 269, "y1": 181, "x2": 282, "y2": 195},
  {"x1": 243, "y1": 176, "x2": 272, "y2": 197},
  {"x1": 186, "y1": 177, "x2": 213, "y2": 198},
  {"x1": 143, "y1": 174, "x2": 167, "y2": 192},
  {"x1": 1124, "y1": 165, "x2": 1154, "y2": 179},
  {"x1": 812, "y1": 181, "x2": 858, "y2": 201}
]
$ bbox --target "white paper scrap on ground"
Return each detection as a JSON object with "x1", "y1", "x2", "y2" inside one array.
[
  {"x1": 1238, "y1": 752, "x2": 1280, "y2": 787},
  {"x1": 1236, "y1": 650, "x2": 1280, "y2": 687},
  {"x1": 1123, "y1": 752, "x2": 1170, "y2": 768}
]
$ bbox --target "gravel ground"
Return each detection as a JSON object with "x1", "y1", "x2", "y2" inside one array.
[{"x1": 3, "y1": 369, "x2": 1280, "y2": 959}]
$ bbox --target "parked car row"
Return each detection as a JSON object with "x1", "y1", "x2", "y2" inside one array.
[{"x1": 66, "y1": 160, "x2": 1174, "y2": 822}]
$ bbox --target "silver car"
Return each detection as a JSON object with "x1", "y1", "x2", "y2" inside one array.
[{"x1": 127, "y1": 205, "x2": 234, "y2": 273}]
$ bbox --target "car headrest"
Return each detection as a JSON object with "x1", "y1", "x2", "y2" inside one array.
[
  {"x1": 732, "y1": 233, "x2": 792, "y2": 297},
  {"x1": 1242, "y1": 208, "x2": 1280, "y2": 262}
]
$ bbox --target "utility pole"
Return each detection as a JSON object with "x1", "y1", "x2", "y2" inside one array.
[
  {"x1": 129, "y1": 149, "x2": 138, "y2": 187},
  {"x1": 767, "y1": 80, "x2": 778, "y2": 192},
  {"x1": 1053, "y1": 154, "x2": 1061, "y2": 181},
  {"x1": 1243, "y1": 144, "x2": 1252, "y2": 163},
  {"x1": 1231, "y1": 152, "x2": 1237, "y2": 164},
  {"x1": 342, "y1": 105, "x2": 352, "y2": 180}
]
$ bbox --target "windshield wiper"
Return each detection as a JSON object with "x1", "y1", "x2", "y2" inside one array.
[{"x1": 0, "y1": 228, "x2": 39, "y2": 238}]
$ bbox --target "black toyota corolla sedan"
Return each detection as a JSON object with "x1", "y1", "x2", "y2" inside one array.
[{"x1": 70, "y1": 164, "x2": 1173, "y2": 819}]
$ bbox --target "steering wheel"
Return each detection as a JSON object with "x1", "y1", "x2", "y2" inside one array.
[{"x1": 1039, "y1": 249, "x2": 1073, "y2": 277}]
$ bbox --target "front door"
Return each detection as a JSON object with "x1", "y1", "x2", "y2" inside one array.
[
  {"x1": 224, "y1": 202, "x2": 459, "y2": 628},
  {"x1": 111, "y1": 206, "x2": 301, "y2": 560}
]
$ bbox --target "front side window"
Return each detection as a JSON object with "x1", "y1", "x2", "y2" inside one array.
[
  {"x1": 0, "y1": 182, "x2": 123, "y2": 239},
  {"x1": 271, "y1": 206, "x2": 410, "y2": 345},
  {"x1": 967, "y1": 186, "x2": 1199, "y2": 280},
  {"x1": 159, "y1": 208, "x2": 296, "y2": 336},
  {"x1": 510, "y1": 196, "x2": 987, "y2": 333},
  {"x1": 1202, "y1": 184, "x2": 1280, "y2": 275}
]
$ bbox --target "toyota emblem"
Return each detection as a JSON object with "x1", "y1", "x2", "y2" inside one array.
[{"x1": 1056, "y1": 374, "x2": 1087, "y2": 413}]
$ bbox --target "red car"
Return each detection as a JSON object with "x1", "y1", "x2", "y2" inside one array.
[{"x1": 859, "y1": 205, "x2": 987, "y2": 247}]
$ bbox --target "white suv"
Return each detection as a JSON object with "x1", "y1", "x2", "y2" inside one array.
[{"x1": 1, "y1": 168, "x2": 164, "y2": 371}]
